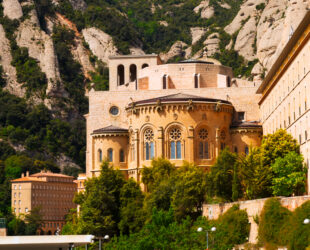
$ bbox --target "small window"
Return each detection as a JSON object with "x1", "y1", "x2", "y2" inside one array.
[
  {"x1": 109, "y1": 106, "x2": 119, "y2": 116},
  {"x1": 25, "y1": 208, "x2": 28, "y2": 213},
  {"x1": 305, "y1": 130, "x2": 308, "y2": 141},
  {"x1": 142, "y1": 63, "x2": 149, "y2": 69},
  {"x1": 117, "y1": 65, "x2": 125, "y2": 85},
  {"x1": 120, "y1": 149, "x2": 125, "y2": 162},
  {"x1": 98, "y1": 149, "x2": 102, "y2": 162},
  {"x1": 238, "y1": 112, "x2": 245, "y2": 121},
  {"x1": 234, "y1": 146, "x2": 238, "y2": 153},
  {"x1": 227, "y1": 76, "x2": 231, "y2": 87},
  {"x1": 108, "y1": 148, "x2": 113, "y2": 162},
  {"x1": 163, "y1": 75, "x2": 167, "y2": 89},
  {"x1": 245, "y1": 146, "x2": 249, "y2": 155},
  {"x1": 194, "y1": 74, "x2": 199, "y2": 88},
  {"x1": 19, "y1": 185, "x2": 21, "y2": 190}
]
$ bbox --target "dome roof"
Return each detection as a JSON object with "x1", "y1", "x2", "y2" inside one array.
[{"x1": 127, "y1": 93, "x2": 231, "y2": 107}]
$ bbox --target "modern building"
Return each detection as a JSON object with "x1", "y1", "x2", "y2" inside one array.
[
  {"x1": 257, "y1": 10, "x2": 310, "y2": 193},
  {"x1": 11, "y1": 171, "x2": 77, "y2": 235},
  {"x1": 85, "y1": 54, "x2": 262, "y2": 181}
]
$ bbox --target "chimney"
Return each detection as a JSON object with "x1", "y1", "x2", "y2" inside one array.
[
  {"x1": 21, "y1": 173, "x2": 24, "y2": 178},
  {"x1": 26, "y1": 171, "x2": 29, "y2": 177}
]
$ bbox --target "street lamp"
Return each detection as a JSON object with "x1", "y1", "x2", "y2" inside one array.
[
  {"x1": 304, "y1": 218, "x2": 310, "y2": 225},
  {"x1": 197, "y1": 226, "x2": 216, "y2": 250}
]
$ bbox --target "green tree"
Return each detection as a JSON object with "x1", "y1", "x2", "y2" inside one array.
[
  {"x1": 207, "y1": 148, "x2": 238, "y2": 201},
  {"x1": 258, "y1": 198, "x2": 292, "y2": 247},
  {"x1": 74, "y1": 161, "x2": 125, "y2": 236},
  {"x1": 261, "y1": 129, "x2": 300, "y2": 168},
  {"x1": 271, "y1": 152, "x2": 307, "y2": 196},
  {"x1": 238, "y1": 147, "x2": 271, "y2": 199},
  {"x1": 118, "y1": 178, "x2": 146, "y2": 234},
  {"x1": 4, "y1": 155, "x2": 33, "y2": 179},
  {"x1": 24, "y1": 207, "x2": 43, "y2": 235},
  {"x1": 172, "y1": 162, "x2": 206, "y2": 221}
]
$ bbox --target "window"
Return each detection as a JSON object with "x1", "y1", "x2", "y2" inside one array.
[
  {"x1": 119, "y1": 149, "x2": 125, "y2": 163},
  {"x1": 25, "y1": 208, "x2": 28, "y2": 213},
  {"x1": 194, "y1": 74, "x2": 199, "y2": 88},
  {"x1": 144, "y1": 129, "x2": 155, "y2": 160},
  {"x1": 19, "y1": 193, "x2": 21, "y2": 198},
  {"x1": 163, "y1": 74, "x2": 167, "y2": 89},
  {"x1": 117, "y1": 65, "x2": 125, "y2": 85},
  {"x1": 14, "y1": 185, "x2": 16, "y2": 190},
  {"x1": 169, "y1": 128, "x2": 182, "y2": 159},
  {"x1": 142, "y1": 63, "x2": 149, "y2": 69},
  {"x1": 198, "y1": 129, "x2": 209, "y2": 159},
  {"x1": 220, "y1": 130, "x2": 226, "y2": 150},
  {"x1": 19, "y1": 185, "x2": 21, "y2": 190},
  {"x1": 109, "y1": 106, "x2": 119, "y2": 116},
  {"x1": 245, "y1": 146, "x2": 249, "y2": 155},
  {"x1": 14, "y1": 193, "x2": 16, "y2": 198},
  {"x1": 299, "y1": 134, "x2": 302, "y2": 144},
  {"x1": 305, "y1": 130, "x2": 308, "y2": 141},
  {"x1": 129, "y1": 64, "x2": 137, "y2": 82},
  {"x1": 108, "y1": 148, "x2": 113, "y2": 162},
  {"x1": 227, "y1": 76, "x2": 231, "y2": 87},
  {"x1": 98, "y1": 149, "x2": 102, "y2": 162},
  {"x1": 234, "y1": 146, "x2": 238, "y2": 153},
  {"x1": 14, "y1": 200, "x2": 16, "y2": 205},
  {"x1": 18, "y1": 200, "x2": 21, "y2": 205},
  {"x1": 238, "y1": 112, "x2": 245, "y2": 121}
]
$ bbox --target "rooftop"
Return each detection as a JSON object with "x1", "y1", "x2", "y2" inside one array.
[
  {"x1": 92, "y1": 125, "x2": 129, "y2": 135},
  {"x1": 109, "y1": 54, "x2": 158, "y2": 59},
  {"x1": 230, "y1": 121, "x2": 262, "y2": 129},
  {"x1": 127, "y1": 93, "x2": 232, "y2": 107}
]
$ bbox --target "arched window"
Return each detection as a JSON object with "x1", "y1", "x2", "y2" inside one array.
[
  {"x1": 169, "y1": 127, "x2": 182, "y2": 159},
  {"x1": 144, "y1": 129, "x2": 155, "y2": 160},
  {"x1": 227, "y1": 76, "x2": 231, "y2": 87},
  {"x1": 194, "y1": 74, "x2": 199, "y2": 88},
  {"x1": 129, "y1": 64, "x2": 137, "y2": 82},
  {"x1": 98, "y1": 149, "x2": 102, "y2": 162},
  {"x1": 220, "y1": 130, "x2": 226, "y2": 150},
  {"x1": 142, "y1": 63, "x2": 149, "y2": 69},
  {"x1": 107, "y1": 148, "x2": 113, "y2": 162},
  {"x1": 198, "y1": 128, "x2": 209, "y2": 159},
  {"x1": 163, "y1": 74, "x2": 167, "y2": 89},
  {"x1": 117, "y1": 65, "x2": 125, "y2": 85},
  {"x1": 120, "y1": 149, "x2": 125, "y2": 162}
]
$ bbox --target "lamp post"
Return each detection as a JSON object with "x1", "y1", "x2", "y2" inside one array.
[
  {"x1": 304, "y1": 218, "x2": 310, "y2": 225},
  {"x1": 197, "y1": 226, "x2": 216, "y2": 250}
]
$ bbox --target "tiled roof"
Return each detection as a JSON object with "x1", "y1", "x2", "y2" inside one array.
[
  {"x1": 31, "y1": 172, "x2": 73, "y2": 178},
  {"x1": 128, "y1": 93, "x2": 231, "y2": 106},
  {"x1": 92, "y1": 125, "x2": 129, "y2": 135},
  {"x1": 11, "y1": 177, "x2": 45, "y2": 183}
]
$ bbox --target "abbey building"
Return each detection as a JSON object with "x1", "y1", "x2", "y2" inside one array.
[{"x1": 85, "y1": 54, "x2": 262, "y2": 181}]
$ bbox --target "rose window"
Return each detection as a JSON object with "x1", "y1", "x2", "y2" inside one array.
[
  {"x1": 199, "y1": 129, "x2": 208, "y2": 140},
  {"x1": 144, "y1": 129, "x2": 154, "y2": 142},
  {"x1": 169, "y1": 128, "x2": 181, "y2": 140}
]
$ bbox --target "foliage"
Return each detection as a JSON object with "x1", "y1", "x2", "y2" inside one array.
[
  {"x1": 73, "y1": 161, "x2": 126, "y2": 236},
  {"x1": 261, "y1": 129, "x2": 300, "y2": 169},
  {"x1": 238, "y1": 147, "x2": 271, "y2": 199},
  {"x1": 258, "y1": 198, "x2": 292, "y2": 246},
  {"x1": 258, "y1": 199, "x2": 310, "y2": 249},
  {"x1": 52, "y1": 25, "x2": 88, "y2": 114},
  {"x1": 207, "y1": 148, "x2": 237, "y2": 201},
  {"x1": 271, "y1": 152, "x2": 306, "y2": 196},
  {"x1": 118, "y1": 178, "x2": 145, "y2": 234},
  {"x1": 214, "y1": 205, "x2": 250, "y2": 249},
  {"x1": 171, "y1": 162, "x2": 206, "y2": 221}
]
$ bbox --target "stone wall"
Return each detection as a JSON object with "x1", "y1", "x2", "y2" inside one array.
[{"x1": 203, "y1": 196, "x2": 310, "y2": 244}]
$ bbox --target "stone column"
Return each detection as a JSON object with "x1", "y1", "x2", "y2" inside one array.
[
  {"x1": 215, "y1": 128, "x2": 220, "y2": 158},
  {"x1": 134, "y1": 129, "x2": 140, "y2": 180},
  {"x1": 157, "y1": 126, "x2": 164, "y2": 158},
  {"x1": 187, "y1": 126, "x2": 194, "y2": 162}
]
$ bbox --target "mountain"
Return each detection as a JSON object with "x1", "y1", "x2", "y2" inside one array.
[{"x1": 0, "y1": 0, "x2": 309, "y2": 174}]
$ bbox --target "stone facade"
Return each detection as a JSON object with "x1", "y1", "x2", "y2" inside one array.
[
  {"x1": 86, "y1": 55, "x2": 262, "y2": 181},
  {"x1": 11, "y1": 171, "x2": 77, "y2": 235},
  {"x1": 203, "y1": 195, "x2": 310, "y2": 244},
  {"x1": 257, "y1": 11, "x2": 310, "y2": 194}
]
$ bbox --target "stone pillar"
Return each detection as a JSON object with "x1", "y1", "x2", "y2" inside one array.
[
  {"x1": 187, "y1": 126, "x2": 194, "y2": 162},
  {"x1": 134, "y1": 129, "x2": 139, "y2": 180},
  {"x1": 215, "y1": 128, "x2": 220, "y2": 158},
  {"x1": 157, "y1": 126, "x2": 164, "y2": 158}
]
